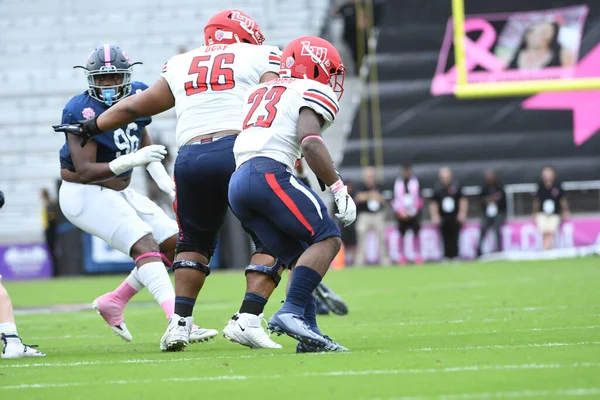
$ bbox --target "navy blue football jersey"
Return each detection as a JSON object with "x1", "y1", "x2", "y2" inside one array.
[{"x1": 59, "y1": 81, "x2": 152, "y2": 177}]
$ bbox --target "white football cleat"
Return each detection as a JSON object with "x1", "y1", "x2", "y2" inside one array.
[
  {"x1": 189, "y1": 325, "x2": 218, "y2": 343},
  {"x1": 92, "y1": 294, "x2": 132, "y2": 342},
  {"x1": 223, "y1": 312, "x2": 282, "y2": 349},
  {"x1": 160, "y1": 314, "x2": 192, "y2": 352},
  {"x1": 1, "y1": 334, "x2": 46, "y2": 359}
]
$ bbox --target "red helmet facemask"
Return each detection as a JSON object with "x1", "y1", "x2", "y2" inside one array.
[{"x1": 204, "y1": 10, "x2": 265, "y2": 46}]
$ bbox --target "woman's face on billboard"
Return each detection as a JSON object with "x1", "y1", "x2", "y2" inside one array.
[{"x1": 525, "y1": 22, "x2": 556, "y2": 49}]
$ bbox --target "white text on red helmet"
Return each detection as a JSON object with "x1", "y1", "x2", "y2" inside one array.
[
  {"x1": 300, "y1": 41, "x2": 328, "y2": 64},
  {"x1": 230, "y1": 11, "x2": 255, "y2": 31}
]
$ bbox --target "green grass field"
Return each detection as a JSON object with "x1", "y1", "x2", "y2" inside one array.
[{"x1": 1, "y1": 259, "x2": 599, "y2": 399}]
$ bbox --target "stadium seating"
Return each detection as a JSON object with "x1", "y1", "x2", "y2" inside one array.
[{"x1": 0, "y1": 0, "x2": 330, "y2": 242}]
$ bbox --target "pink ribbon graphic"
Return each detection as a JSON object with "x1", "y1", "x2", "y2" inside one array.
[{"x1": 446, "y1": 19, "x2": 506, "y2": 77}]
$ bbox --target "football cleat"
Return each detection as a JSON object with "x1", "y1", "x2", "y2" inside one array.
[
  {"x1": 223, "y1": 312, "x2": 282, "y2": 349},
  {"x1": 160, "y1": 314, "x2": 192, "y2": 352},
  {"x1": 1, "y1": 334, "x2": 46, "y2": 359},
  {"x1": 189, "y1": 325, "x2": 218, "y2": 343},
  {"x1": 315, "y1": 282, "x2": 349, "y2": 316},
  {"x1": 296, "y1": 335, "x2": 348, "y2": 353},
  {"x1": 316, "y1": 297, "x2": 330, "y2": 315},
  {"x1": 268, "y1": 312, "x2": 338, "y2": 350},
  {"x1": 92, "y1": 294, "x2": 132, "y2": 342}
]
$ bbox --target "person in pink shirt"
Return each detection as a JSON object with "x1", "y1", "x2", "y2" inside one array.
[{"x1": 393, "y1": 164, "x2": 423, "y2": 265}]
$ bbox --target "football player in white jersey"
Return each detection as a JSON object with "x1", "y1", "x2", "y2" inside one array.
[
  {"x1": 229, "y1": 36, "x2": 356, "y2": 351},
  {"x1": 54, "y1": 10, "x2": 286, "y2": 351}
]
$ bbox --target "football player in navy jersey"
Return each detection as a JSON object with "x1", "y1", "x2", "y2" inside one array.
[{"x1": 57, "y1": 44, "x2": 217, "y2": 348}]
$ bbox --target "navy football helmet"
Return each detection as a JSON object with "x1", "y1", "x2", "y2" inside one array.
[{"x1": 75, "y1": 44, "x2": 141, "y2": 106}]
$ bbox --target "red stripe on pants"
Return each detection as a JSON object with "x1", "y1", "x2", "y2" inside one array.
[{"x1": 265, "y1": 173, "x2": 315, "y2": 237}]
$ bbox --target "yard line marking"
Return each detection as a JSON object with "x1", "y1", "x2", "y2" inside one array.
[
  {"x1": 411, "y1": 341, "x2": 600, "y2": 352},
  {"x1": 405, "y1": 325, "x2": 600, "y2": 338},
  {"x1": 14, "y1": 301, "x2": 240, "y2": 318},
  {"x1": 3, "y1": 361, "x2": 599, "y2": 382},
  {"x1": 2, "y1": 375, "x2": 248, "y2": 390},
  {"x1": 38, "y1": 325, "x2": 599, "y2": 342},
  {"x1": 365, "y1": 388, "x2": 600, "y2": 400},
  {"x1": 1, "y1": 351, "x2": 347, "y2": 369}
]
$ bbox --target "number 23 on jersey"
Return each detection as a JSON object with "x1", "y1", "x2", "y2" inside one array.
[{"x1": 243, "y1": 86, "x2": 286, "y2": 129}]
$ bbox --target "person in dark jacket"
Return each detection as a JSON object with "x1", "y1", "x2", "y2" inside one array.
[{"x1": 477, "y1": 169, "x2": 506, "y2": 256}]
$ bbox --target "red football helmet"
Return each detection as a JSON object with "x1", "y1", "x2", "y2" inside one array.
[
  {"x1": 204, "y1": 10, "x2": 265, "y2": 46},
  {"x1": 280, "y1": 36, "x2": 345, "y2": 100}
]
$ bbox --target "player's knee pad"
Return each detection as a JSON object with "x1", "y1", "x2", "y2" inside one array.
[
  {"x1": 172, "y1": 260, "x2": 211, "y2": 277},
  {"x1": 245, "y1": 259, "x2": 282, "y2": 286}
]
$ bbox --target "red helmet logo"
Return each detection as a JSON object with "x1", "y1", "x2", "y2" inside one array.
[
  {"x1": 230, "y1": 10, "x2": 256, "y2": 32},
  {"x1": 300, "y1": 41, "x2": 329, "y2": 65}
]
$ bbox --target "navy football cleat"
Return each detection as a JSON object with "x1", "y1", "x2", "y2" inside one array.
[
  {"x1": 316, "y1": 297, "x2": 330, "y2": 315},
  {"x1": 315, "y1": 282, "x2": 349, "y2": 316},
  {"x1": 296, "y1": 335, "x2": 348, "y2": 353},
  {"x1": 268, "y1": 312, "x2": 339, "y2": 350}
]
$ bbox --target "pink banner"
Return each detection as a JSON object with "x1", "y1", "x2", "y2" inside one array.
[
  {"x1": 431, "y1": 5, "x2": 588, "y2": 96},
  {"x1": 363, "y1": 216, "x2": 600, "y2": 263}
]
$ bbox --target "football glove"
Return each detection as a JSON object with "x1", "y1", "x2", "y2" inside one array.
[
  {"x1": 52, "y1": 116, "x2": 103, "y2": 147},
  {"x1": 330, "y1": 181, "x2": 356, "y2": 227},
  {"x1": 109, "y1": 145, "x2": 167, "y2": 176}
]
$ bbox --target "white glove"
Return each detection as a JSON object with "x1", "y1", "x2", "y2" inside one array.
[
  {"x1": 146, "y1": 161, "x2": 176, "y2": 200},
  {"x1": 330, "y1": 180, "x2": 356, "y2": 227},
  {"x1": 109, "y1": 145, "x2": 167, "y2": 176}
]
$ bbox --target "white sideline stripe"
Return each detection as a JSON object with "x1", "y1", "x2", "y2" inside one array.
[
  {"x1": 289, "y1": 175, "x2": 323, "y2": 220},
  {"x1": 3, "y1": 359, "x2": 599, "y2": 373},
  {"x1": 411, "y1": 341, "x2": 600, "y2": 352},
  {"x1": 38, "y1": 325, "x2": 600, "y2": 341},
  {"x1": 15, "y1": 301, "x2": 240, "y2": 318},
  {"x1": 366, "y1": 388, "x2": 600, "y2": 400},
  {"x1": 4, "y1": 363, "x2": 600, "y2": 390},
  {"x1": 406, "y1": 325, "x2": 600, "y2": 338}
]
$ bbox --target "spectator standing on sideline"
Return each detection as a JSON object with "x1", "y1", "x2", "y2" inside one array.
[
  {"x1": 40, "y1": 189, "x2": 58, "y2": 270},
  {"x1": 354, "y1": 166, "x2": 390, "y2": 266},
  {"x1": 430, "y1": 167, "x2": 467, "y2": 261},
  {"x1": 477, "y1": 169, "x2": 506, "y2": 256},
  {"x1": 340, "y1": 182, "x2": 358, "y2": 265},
  {"x1": 392, "y1": 164, "x2": 423, "y2": 265},
  {"x1": 533, "y1": 166, "x2": 569, "y2": 250}
]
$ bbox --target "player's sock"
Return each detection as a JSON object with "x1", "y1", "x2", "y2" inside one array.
[
  {"x1": 162, "y1": 298, "x2": 175, "y2": 319},
  {"x1": 239, "y1": 292, "x2": 268, "y2": 316},
  {"x1": 281, "y1": 266, "x2": 322, "y2": 316},
  {"x1": 136, "y1": 261, "x2": 175, "y2": 318},
  {"x1": 304, "y1": 295, "x2": 322, "y2": 335},
  {"x1": 0, "y1": 322, "x2": 17, "y2": 336},
  {"x1": 174, "y1": 297, "x2": 195, "y2": 318},
  {"x1": 112, "y1": 269, "x2": 142, "y2": 304}
]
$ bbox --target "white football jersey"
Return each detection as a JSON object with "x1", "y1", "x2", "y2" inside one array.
[
  {"x1": 160, "y1": 43, "x2": 281, "y2": 149},
  {"x1": 234, "y1": 78, "x2": 339, "y2": 171}
]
